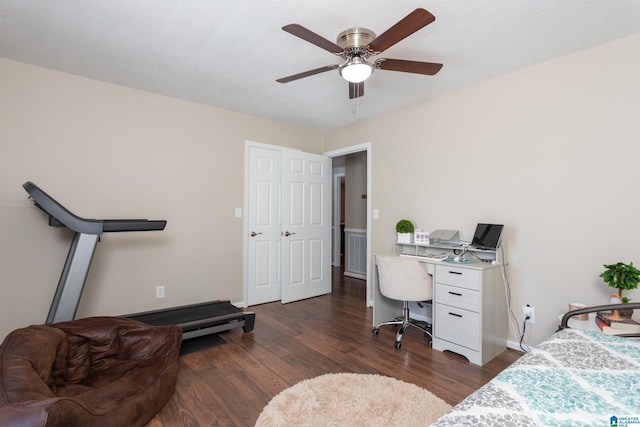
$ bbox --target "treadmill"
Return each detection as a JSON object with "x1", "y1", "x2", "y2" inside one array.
[{"x1": 23, "y1": 181, "x2": 254, "y2": 339}]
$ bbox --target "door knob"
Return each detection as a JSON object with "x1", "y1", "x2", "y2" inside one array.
[
  {"x1": 250, "y1": 231, "x2": 262, "y2": 237},
  {"x1": 284, "y1": 231, "x2": 295, "y2": 236}
]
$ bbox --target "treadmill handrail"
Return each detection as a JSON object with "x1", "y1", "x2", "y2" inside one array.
[
  {"x1": 24, "y1": 181, "x2": 103, "y2": 234},
  {"x1": 103, "y1": 219, "x2": 166, "y2": 232},
  {"x1": 23, "y1": 181, "x2": 166, "y2": 235}
]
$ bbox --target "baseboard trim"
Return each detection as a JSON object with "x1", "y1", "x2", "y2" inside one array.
[
  {"x1": 344, "y1": 271, "x2": 366, "y2": 280},
  {"x1": 506, "y1": 339, "x2": 532, "y2": 352}
]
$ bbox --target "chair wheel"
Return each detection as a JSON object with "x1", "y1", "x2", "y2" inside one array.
[
  {"x1": 372, "y1": 328, "x2": 379, "y2": 335},
  {"x1": 394, "y1": 341, "x2": 401, "y2": 349}
]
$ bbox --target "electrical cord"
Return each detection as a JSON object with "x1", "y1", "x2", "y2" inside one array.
[
  {"x1": 520, "y1": 315, "x2": 531, "y2": 352},
  {"x1": 495, "y1": 245, "x2": 529, "y2": 352},
  {"x1": 464, "y1": 246, "x2": 481, "y2": 262},
  {"x1": 501, "y1": 263, "x2": 521, "y2": 343}
]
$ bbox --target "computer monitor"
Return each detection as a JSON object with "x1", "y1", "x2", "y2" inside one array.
[{"x1": 471, "y1": 223, "x2": 503, "y2": 250}]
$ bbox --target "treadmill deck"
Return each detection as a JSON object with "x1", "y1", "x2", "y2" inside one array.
[{"x1": 126, "y1": 300, "x2": 255, "y2": 340}]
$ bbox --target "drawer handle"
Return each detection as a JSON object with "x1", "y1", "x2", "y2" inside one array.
[
  {"x1": 448, "y1": 291, "x2": 462, "y2": 296},
  {"x1": 448, "y1": 312, "x2": 462, "y2": 318},
  {"x1": 448, "y1": 271, "x2": 463, "y2": 275}
]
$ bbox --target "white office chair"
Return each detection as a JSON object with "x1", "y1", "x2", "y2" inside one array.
[{"x1": 373, "y1": 254, "x2": 433, "y2": 348}]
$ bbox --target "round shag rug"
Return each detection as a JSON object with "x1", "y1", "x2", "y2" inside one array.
[{"x1": 255, "y1": 373, "x2": 451, "y2": 427}]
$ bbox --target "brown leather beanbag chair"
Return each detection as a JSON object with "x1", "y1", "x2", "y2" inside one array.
[{"x1": 0, "y1": 316, "x2": 182, "y2": 427}]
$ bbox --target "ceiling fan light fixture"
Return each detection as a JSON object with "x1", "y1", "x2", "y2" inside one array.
[{"x1": 339, "y1": 57, "x2": 373, "y2": 83}]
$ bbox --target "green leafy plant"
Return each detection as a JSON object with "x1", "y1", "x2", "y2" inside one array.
[
  {"x1": 600, "y1": 262, "x2": 640, "y2": 303},
  {"x1": 395, "y1": 219, "x2": 414, "y2": 234}
]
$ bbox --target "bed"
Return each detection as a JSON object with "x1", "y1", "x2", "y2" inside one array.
[{"x1": 431, "y1": 303, "x2": 640, "y2": 427}]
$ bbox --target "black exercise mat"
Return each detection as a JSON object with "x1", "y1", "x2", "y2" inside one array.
[{"x1": 179, "y1": 334, "x2": 226, "y2": 356}]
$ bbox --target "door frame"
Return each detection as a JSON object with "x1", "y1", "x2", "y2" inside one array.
[
  {"x1": 324, "y1": 142, "x2": 372, "y2": 307},
  {"x1": 243, "y1": 141, "x2": 372, "y2": 307},
  {"x1": 331, "y1": 169, "x2": 344, "y2": 267}
]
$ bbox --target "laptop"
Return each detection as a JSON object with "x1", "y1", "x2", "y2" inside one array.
[{"x1": 471, "y1": 223, "x2": 504, "y2": 250}]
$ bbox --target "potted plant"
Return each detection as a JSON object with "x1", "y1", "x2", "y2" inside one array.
[
  {"x1": 396, "y1": 219, "x2": 414, "y2": 244},
  {"x1": 600, "y1": 262, "x2": 640, "y2": 317}
]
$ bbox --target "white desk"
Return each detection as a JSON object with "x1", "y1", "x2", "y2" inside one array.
[{"x1": 374, "y1": 252, "x2": 506, "y2": 366}]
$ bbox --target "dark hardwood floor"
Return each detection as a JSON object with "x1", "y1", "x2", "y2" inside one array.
[{"x1": 148, "y1": 267, "x2": 522, "y2": 426}]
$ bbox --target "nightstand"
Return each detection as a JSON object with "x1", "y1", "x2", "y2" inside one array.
[{"x1": 560, "y1": 312, "x2": 600, "y2": 332}]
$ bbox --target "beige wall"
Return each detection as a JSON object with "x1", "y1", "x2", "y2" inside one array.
[
  {"x1": 324, "y1": 34, "x2": 640, "y2": 346},
  {"x1": 0, "y1": 58, "x2": 323, "y2": 340}
]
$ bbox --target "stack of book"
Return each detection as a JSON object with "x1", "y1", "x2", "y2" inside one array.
[{"x1": 595, "y1": 311, "x2": 640, "y2": 335}]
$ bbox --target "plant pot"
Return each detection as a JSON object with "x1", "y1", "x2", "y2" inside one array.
[
  {"x1": 397, "y1": 232, "x2": 413, "y2": 244},
  {"x1": 609, "y1": 294, "x2": 634, "y2": 318}
]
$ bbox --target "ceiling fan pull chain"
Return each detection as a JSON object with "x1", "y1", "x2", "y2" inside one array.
[{"x1": 352, "y1": 97, "x2": 361, "y2": 122}]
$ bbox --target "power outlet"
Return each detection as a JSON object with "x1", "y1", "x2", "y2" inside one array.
[
  {"x1": 523, "y1": 305, "x2": 535, "y2": 324},
  {"x1": 156, "y1": 285, "x2": 165, "y2": 299}
]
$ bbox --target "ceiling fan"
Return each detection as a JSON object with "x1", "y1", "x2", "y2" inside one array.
[{"x1": 276, "y1": 8, "x2": 443, "y2": 99}]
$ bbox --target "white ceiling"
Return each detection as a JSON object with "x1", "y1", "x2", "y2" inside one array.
[{"x1": 1, "y1": 1, "x2": 640, "y2": 130}]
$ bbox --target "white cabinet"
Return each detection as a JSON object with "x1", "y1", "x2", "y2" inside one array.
[{"x1": 432, "y1": 263, "x2": 505, "y2": 366}]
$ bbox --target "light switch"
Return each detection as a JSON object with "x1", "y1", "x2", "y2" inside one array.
[
  {"x1": 373, "y1": 209, "x2": 379, "y2": 219},
  {"x1": 235, "y1": 207, "x2": 242, "y2": 218}
]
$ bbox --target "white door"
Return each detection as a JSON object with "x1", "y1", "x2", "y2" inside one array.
[
  {"x1": 246, "y1": 144, "x2": 331, "y2": 305},
  {"x1": 246, "y1": 146, "x2": 282, "y2": 305},
  {"x1": 281, "y1": 150, "x2": 331, "y2": 303}
]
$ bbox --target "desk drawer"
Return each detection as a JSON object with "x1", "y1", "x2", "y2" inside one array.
[
  {"x1": 436, "y1": 283, "x2": 480, "y2": 312},
  {"x1": 435, "y1": 264, "x2": 481, "y2": 290},
  {"x1": 434, "y1": 303, "x2": 480, "y2": 350}
]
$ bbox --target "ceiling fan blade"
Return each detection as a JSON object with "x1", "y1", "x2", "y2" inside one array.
[
  {"x1": 368, "y1": 8, "x2": 435, "y2": 53},
  {"x1": 376, "y1": 58, "x2": 443, "y2": 75},
  {"x1": 349, "y1": 82, "x2": 364, "y2": 99},
  {"x1": 282, "y1": 24, "x2": 344, "y2": 54},
  {"x1": 276, "y1": 64, "x2": 339, "y2": 83}
]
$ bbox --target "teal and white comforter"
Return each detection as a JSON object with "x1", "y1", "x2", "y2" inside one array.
[{"x1": 431, "y1": 328, "x2": 640, "y2": 427}]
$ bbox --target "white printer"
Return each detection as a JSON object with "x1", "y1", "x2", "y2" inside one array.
[{"x1": 429, "y1": 229, "x2": 460, "y2": 245}]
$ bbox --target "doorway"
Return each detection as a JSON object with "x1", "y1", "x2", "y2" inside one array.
[{"x1": 324, "y1": 142, "x2": 372, "y2": 306}]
